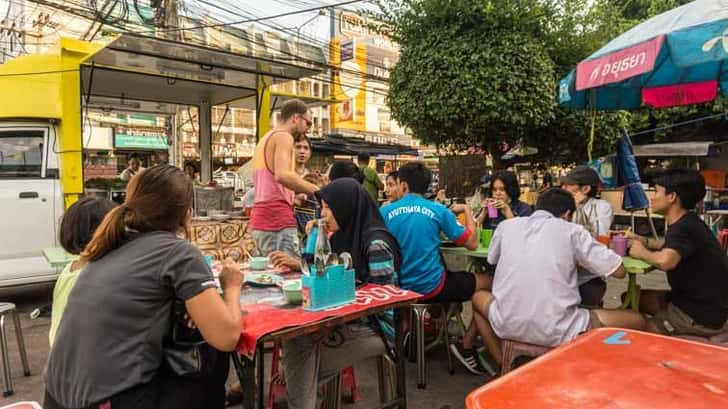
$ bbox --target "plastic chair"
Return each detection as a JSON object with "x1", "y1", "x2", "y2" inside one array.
[
  {"x1": 718, "y1": 229, "x2": 728, "y2": 254},
  {"x1": 501, "y1": 339, "x2": 554, "y2": 375},
  {"x1": 0, "y1": 303, "x2": 30, "y2": 397}
]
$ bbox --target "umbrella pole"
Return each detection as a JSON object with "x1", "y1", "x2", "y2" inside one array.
[
  {"x1": 645, "y1": 208, "x2": 659, "y2": 241},
  {"x1": 631, "y1": 212, "x2": 635, "y2": 233}
]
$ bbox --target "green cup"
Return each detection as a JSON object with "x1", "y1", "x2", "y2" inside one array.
[{"x1": 480, "y1": 229, "x2": 494, "y2": 248}]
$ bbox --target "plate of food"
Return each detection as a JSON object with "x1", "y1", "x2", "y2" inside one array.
[
  {"x1": 192, "y1": 216, "x2": 212, "y2": 222},
  {"x1": 245, "y1": 272, "x2": 283, "y2": 287}
]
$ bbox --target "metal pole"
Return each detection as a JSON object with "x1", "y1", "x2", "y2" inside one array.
[{"x1": 199, "y1": 102, "x2": 213, "y2": 182}]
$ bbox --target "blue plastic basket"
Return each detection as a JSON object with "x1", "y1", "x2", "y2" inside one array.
[{"x1": 302, "y1": 264, "x2": 355, "y2": 311}]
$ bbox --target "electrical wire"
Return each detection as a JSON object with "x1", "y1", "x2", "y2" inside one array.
[
  {"x1": 25, "y1": 0, "x2": 395, "y2": 87},
  {"x1": 203, "y1": 0, "x2": 393, "y2": 73},
  {"x1": 3, "y1": 3, "x2": 393, "y2": 98},
  {"x1": 0, "y1": 68, "x2": 79, "y2": 76},
  {"x1": 145, "y1": 0, "x2": 366, "y2": 34}
]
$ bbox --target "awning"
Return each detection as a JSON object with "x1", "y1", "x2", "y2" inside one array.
[
  {"x1": 229, "y1": 92, "x2": 340, "y2": 111},
  {"x1": 81, "y1": 33, "x2": 324, "y2": 107},
  {"x1": 632, "y1": 142, "x2": 714, "y2": 157},
  {"x1": 311, "y1": 134, "x2": 419, "y2": 156}
]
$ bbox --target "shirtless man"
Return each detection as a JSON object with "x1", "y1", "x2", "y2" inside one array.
[{"x1": 249, "y1": 99, "x2": 319, "y2": 257}]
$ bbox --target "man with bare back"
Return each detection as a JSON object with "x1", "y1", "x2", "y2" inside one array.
[{"x1": 249, "y1": 99, "x2": 319, "y2": 257}]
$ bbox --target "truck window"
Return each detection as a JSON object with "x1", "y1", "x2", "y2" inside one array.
[{"x1": 0, "y1": 130, "x2": 44, "y2": 178}]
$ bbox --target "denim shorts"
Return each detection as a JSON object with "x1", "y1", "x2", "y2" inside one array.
[{"x1": 251, "y1": 227, "x2": 300, "y2": 257}]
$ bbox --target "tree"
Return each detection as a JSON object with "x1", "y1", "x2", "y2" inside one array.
[
  {"x1": 378, "y1": 0, "x2": 727, "y2": 166},
  {"x1": 377, "y1": 0, "x2": 559, "y2": 166}
]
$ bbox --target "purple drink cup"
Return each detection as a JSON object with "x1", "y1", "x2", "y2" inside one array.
[
  {"x1": 612, "y1": 235, "x2": 628, "y2": 256},
  {"x1": 487, "y1": 202, "x2": 498, "y2": 219}
]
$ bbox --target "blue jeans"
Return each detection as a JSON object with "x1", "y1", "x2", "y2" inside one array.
[{"x1": 251, "y1": 227, "x2": 300, "y2": 257}]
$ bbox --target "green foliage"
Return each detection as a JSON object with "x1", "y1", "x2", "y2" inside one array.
[
  {"x1": 387, "y1": 29, "x2": 556, "y2": 149},
  {"x1": 376, "y1": 0, "x2": 727, "y2": 165},
  {"x1": 377, "y1": 0, "x2": 558, "y2": 158}
]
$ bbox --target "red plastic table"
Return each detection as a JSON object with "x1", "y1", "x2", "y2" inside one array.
[{"x1": 466, "y1": 328, "x2": 728, "y2": 408}]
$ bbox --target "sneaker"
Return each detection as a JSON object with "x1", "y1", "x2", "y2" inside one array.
[{"x1": 450, "y1": 343, "x2": 485, "y2": 375}]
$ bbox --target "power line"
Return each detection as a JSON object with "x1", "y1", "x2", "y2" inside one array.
[
  {"x1": 0, "y1": 68, "x2": 78, "y2": 76},
  {"x1": 26, "y1": 0, "x2": 395, "y2": 83},
  {"x1": 191, "y1": 0, "x2": 390, "y2": 75},
  {"x1": 5, "y1": 2, "x2": 393, "y2": 97},
  {"x1": 145, "y1": 0, "x2": 366, "y2": 34}
]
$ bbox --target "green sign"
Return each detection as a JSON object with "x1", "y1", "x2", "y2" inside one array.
[{"x1": 114, "y1": 133, "x2": 169, "y2": 150}]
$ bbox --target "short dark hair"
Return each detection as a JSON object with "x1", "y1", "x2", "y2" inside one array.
[
  {"x1": 295, "y1": 134, "x2": 312, "y2": 148},
  {"x1": 329, "y1": 160, "x2": 363, "y2": 183},
  {"x1": 387, "y1": 171, "x2": 398, "y2": 181},
  {"x1": 60, "y1": 197, "x2": 117, "y2": 254},
  {"x1": 653, "y1": 169, "x2": 706, "y2": 210},
  {"x1": 358, "y1": 153, "x2": 370, "y2": 163},
  {"x1": 536, "y1": 188, "x2": 576, "y2": 218},
  {"x1": 128, "y1": 153, "x2": 140, "y2": 161},
  {"x1": 280, "y1": 99, "x2": 309, "y2": 122},
  {"x1": 490, "y1": 171, "x2": 521, "y2": 202},
  {"x1": 398, "y1": 162, "x2": 431, "y2": 194},
  {"x1": 584, "y1": 184, "x2": 598, "y2": 198}
]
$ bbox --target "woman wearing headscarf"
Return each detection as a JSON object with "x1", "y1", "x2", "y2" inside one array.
[
  {"x1": 320, "y1": 178, "x2": 401, "y2": 285},
  {"x1": 276, "y1": 178, "x2": 402, "y2": 409}
]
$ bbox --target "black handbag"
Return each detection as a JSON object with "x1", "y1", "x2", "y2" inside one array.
[{"x1": 162, "y1": 300, "x2": 218, "y2": 378}]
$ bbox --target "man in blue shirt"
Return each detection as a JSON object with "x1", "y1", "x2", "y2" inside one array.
[{"x1": 381, "y1": 162, "x2": 491, "y2": 374}]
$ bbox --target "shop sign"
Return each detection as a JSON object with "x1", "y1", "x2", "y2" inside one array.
[
  {"x1": 114, "y1": 128, "x2": 169, "y2": 150},
  {"x1": 341, "y1": 40, "x2": 354, "y2": 61}
]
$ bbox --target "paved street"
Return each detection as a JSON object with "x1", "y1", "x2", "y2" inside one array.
[{"x1": 0, "y1": 265, "x2": 668, "y2": 408}]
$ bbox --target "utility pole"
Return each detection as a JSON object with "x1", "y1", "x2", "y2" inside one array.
[
  {"x1": 158, "y1": 0, "x2": 179, "y2": 40},
  {"x1": 157, "y1": 0, "x2": 186, "y2": 172},
  {"x1": 329, "y1": 5, "x2": 336, "y2": 133}
]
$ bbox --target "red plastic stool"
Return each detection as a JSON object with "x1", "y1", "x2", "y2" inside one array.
[
  {"x1": 718, "y1": 229, "x2": 728, "y2": 253},
  {"x1": 266, "y1": 344, "x2": 359, "y2": 408},
  {"x1": 501, "y1": 339, "x2": 554, "y2": 375},
  {"x1": 341, "y1": 366, "x2": 360, "y2": 402}
]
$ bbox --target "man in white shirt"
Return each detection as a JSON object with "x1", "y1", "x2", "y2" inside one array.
[
  {"x1": 561, "y1": 165, "x2": 615, "y2": 306},
  {"x1": 469, "y1": 188, "x2": 645, "y2": 363}
]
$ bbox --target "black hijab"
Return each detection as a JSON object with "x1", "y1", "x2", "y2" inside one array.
[{"x1": 317, "y1": 178, "x2": 401, "y2": 284}]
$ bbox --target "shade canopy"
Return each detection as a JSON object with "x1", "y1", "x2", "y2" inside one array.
[
  {"x1": 559, "y1": 0, "x2": 728, "y2": 110},
  {"x1": 312, "y1": 134, "x2": 419, "y2": 156},
  {"x1": 81, "y1": 33, "x2": 324, "y2": 109}
]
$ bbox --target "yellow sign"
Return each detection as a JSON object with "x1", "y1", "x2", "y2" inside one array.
[{"x1": 330, "y1": 39, "x2": 367, "y2": 132}]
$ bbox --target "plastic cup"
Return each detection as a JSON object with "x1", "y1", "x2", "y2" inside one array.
[
  {"x1": 487, "y1": 202, "x2": 498, "y2": 219},
  {"x1": 481, "y1": 229, "x2": 494, "y2": 248},
  {"x1": 612, "y1": 235, "x2": 628, "y2": 256}
]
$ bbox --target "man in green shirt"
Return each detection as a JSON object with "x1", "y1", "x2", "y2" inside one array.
[{"x1": 359, "y1": 153, "x2": 383, "y2": 203}]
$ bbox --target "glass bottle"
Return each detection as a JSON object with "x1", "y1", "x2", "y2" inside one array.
[{"x1": 314, "y1": 219, "x2": 333, "y2": 275}]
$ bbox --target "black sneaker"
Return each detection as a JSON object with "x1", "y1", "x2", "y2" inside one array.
[{"x1": 450, "y1": 344, "x2": 486, "y2": 375}]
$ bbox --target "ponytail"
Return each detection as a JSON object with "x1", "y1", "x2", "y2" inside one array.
[
  {"x1": 79, "y1": 165, "x2": 193, "y2": 263},
  {"x1": 80, "y1": 205, "x2": 129, "y2": 262}
]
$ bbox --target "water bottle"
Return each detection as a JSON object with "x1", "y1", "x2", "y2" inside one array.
[{"x1": 302, "y1": 226, "x2": 317, "y2": 275}]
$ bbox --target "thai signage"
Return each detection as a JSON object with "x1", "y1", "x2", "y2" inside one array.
[
  {"x1": 114, "y1": 128, "x2": 169, "y2": 150},
  {"x1": 576, "y1": 35, "x2": 664, "y2": 91}
]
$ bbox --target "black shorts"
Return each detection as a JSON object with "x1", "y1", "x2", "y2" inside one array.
[{"x1": 424, "y1": 271, "x2": 476, "y2": 304}]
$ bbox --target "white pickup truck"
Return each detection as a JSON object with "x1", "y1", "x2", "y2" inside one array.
[{"x1": 0, "y1": 121, "x2": 64, "y2": 286}]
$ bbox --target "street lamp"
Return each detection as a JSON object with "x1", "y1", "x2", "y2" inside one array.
[{"x1": 296, "y1": 9, "x2": 327, "y2": 58}]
